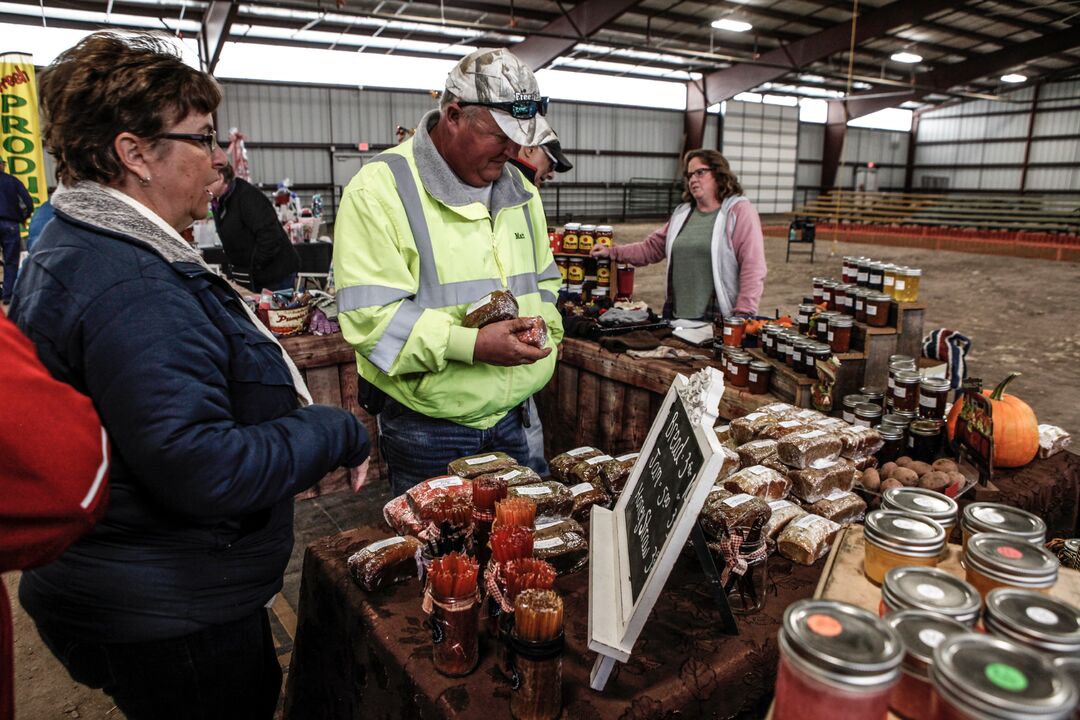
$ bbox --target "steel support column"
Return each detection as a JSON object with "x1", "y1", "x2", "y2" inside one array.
[{"x1": 512, "y1": 0, "x2": 641, "y2": 71}]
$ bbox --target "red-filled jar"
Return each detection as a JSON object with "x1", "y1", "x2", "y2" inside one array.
[
  {"x1": 615, "y1": 264, "x2": 634, "y2": 300},
  {"x1": 748, "y1": 360, "x2": 771, "y2": 395},
  {"x1": 790, "y1": 339, "x2": 810, "y2": 369},
  {"x1": 833, "y1": 283, "x2": 850, "y2": 315},
  {"x1": 842, "y1": 257, "x2": 858, "y2": 284},
  {"x1": 852, "y1": 288, "x2": 868, "y2": 323},
  {"x1": 828, "y1": 315, "x2": 853, "y2": 353},
  {"x1": 890, "y1": 370, "x2": 921, "y2": 413},
  {"x1": 865, "y1": 293, "x2": 892, "y2": 328},
  {"x1": 729, "y1": 352, "x2": 751, "y2": 388},
  {"x1": 877, "y1": 426, "x2": 904, "y2": 464},
  {"x1": 774, "y1": 600, "x2": 903, "y2": 720},
  {"x1": 813, "y1": 277, "x2": 826, "y2": 305},
  {"x1": 816, "y1": 311, "x2": 838, "y2": 343},
  {"x1": 918, "y1": 377, "x2": 950, "y2": 420},
  {"x1": 822, "y1": 281, "x2": 839, "y2": 311},
  {"x1": 886, "y1": 610, "x2": 970, "y2": 720},
  {"x1": 722, "y1": 317, "x2": 746, "y2": 347}
]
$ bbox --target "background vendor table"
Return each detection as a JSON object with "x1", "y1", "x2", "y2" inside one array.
[{"x1": 282, "y1": 525, "x2": 822, "y2": 720}]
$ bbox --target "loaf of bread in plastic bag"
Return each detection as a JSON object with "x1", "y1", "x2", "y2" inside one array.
[
  {"x1": 347, "y1": 535, "x2": 422, "y2": 592},
  {"x1": 777, "y1": 514, "x2": 841, "y2": 565},
  {"x1": 723, "y1": 465, "x2": 790, "y2": 501},
  {"x1": 776, "y1": 430, "x2": 843, "y2": 469}
]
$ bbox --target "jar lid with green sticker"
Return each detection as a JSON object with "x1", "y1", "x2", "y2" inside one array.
[{"x1": 931, "y1": 634, "x2": 1078, "y2": 719}]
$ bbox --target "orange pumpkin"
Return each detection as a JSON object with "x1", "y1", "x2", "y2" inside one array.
[{"x1": 946, "y1": 372, "x2": 1039, "y2": 468}]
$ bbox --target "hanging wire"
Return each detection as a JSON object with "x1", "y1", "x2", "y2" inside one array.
[{"x1": 832, "y1": 0, "x2": 859, "y2": 257}]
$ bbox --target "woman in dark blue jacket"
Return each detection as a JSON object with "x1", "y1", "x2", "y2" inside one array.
[{"x1": 10, "y1": 32, "x2": 369, "y2": 720}]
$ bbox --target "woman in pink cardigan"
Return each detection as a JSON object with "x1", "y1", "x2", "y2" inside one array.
[{"x1": 592, "y1": 149, "x2": 766, "y2": 320}]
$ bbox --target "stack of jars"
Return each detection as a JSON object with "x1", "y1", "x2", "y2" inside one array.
[
  {"x1": 552, "y1": 221, "x2": 615, "y2": 301},
  {"x1": 842, "y1": 256, "x2": 922, "y2": 302},
  {"x1": 763, "y1": 326, "x2": 832, "y2": 380}
]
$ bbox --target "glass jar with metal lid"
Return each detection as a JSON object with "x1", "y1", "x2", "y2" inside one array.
[
  {"x1": 722, "y1": 316, "x2": 746, "y2": 347},
  {"x1": 561, "y1": 222, "x2": 580, "y2": 253},
  {"x1": 833, "y1": 283, "x2": 852, "y2": 315},
  {"x1": 842, "y1": 256, "x2": 858, "y2": 284},
  {"x1": 594, "y1": 224, "x2": 614, "y2": 248},
  {"x1": 822, "y1": 281, "x2": 839, "y2": 312},
  {"x1": 984, "y1": 588, "x2": 1080, "y2": 657},
  {"x1": 919, "y1": 376, "x2": 951, "y2": 419},
  {"x1": 806, "y1": 343, "x2": 830, "y2": 378},
  {"x1": 930, "y1": 634, "x2": 1078, "y2": 720},
  {"x1": 907, "y1": 419, "x2": 945, "y2": 463},
  {"x1": 883, "y1": 487, "x2": 958, "y2": 537},
  {"x1": 828, "y1": 315, "x2": 853, "y2": 353},
  {"x1": 881, "y1": 412, "x2": 913, "y2": 431},
  {"x1": 852, "y1": 287, "x2": 869, "y2": 322},
  {"x1": 748, "y1": 360, "x2": 772, "y2": 395},
  {"x1": 857, "y1": 259, "x2": 872, "y2": 287},
  {"x1": 816, "y1": 311, "x2": 839, "y2": 343},
  {"x1": 1051, "y1": 657, "x2": 1080, "y2": 713},
  {"x1": 880, "y1": 566, "x2": 981, "y2": 627},
  {"x1": 812, "y1": 277, "x2": 826, "y2": 305},
  {"x1": 864, "y1": 510, "x2": 946, "y2": 585},
  {"x1": 729, "y1": 352, "x2": 751, "y2": 388},
  {"x1": 775, "y1": 332, "x2": 793, "y2": 365},
  {"x1": 773, "y1": 599, "x2": 903, "y2": 720},
  {"x1": 865, "y1": 292, "x2": 893, "y2": 328},
  {"x1": 890, "y1": 370, "x2": 922, "y2": 412},
  {"x1": 964, "y1": 532, "x2": 1059, "y2": 598},
  {"x1": 886, "y1": 609, "x2": 970, "y2": 720},
  {"x1": 895, "y1": 266, "x2": 922, "y2": 303},
  {"x1": 790, "y1": 339, "x2": 812, "y2": 369},
  {"x1": 877, "y1": 426, "x2": 905, "y2": 464},
  {"x1": 961, "y1": 503, "x2": 1047, "y2": 553},
  {"x1": 854, "y1": 402, "x2": 884, "y2": 428},
  {"x1": 868, "y1": 262, "x2": 886, "y2": 292},
  {"x1": 842, "y1": 394, "x2": 869, "y2": 424},
  {"x1": 883, "y1": 264, "x2": 899, "y2": 298},
  {"x1": 888, "y1": 356, "x2": 916, "y2": 387},
  {"x1": 797, "y1": 303, "x2": 817, "y2": 335},
  {"x1": 763, "y1": 324, "x2": 782, "y2": 358},
  {"x1": 860, "y1": 385, "x2": 886, "y2": 407},
  {"x1": 578, "y1": 223, "x2": 596, "y2": 253}
]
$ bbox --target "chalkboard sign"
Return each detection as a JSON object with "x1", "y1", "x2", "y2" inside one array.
[{"x1": 624, "y1": 398, "x2": 703, "y2": 604}]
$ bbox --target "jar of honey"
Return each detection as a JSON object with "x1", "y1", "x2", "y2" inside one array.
[
  {"x1": 883, "y1": 264, "x2": 899, "y2": 298},
  {"x1": 748, "y1": 361, "x2": 772, "y2": 395},
  {"x1": 961, "y1": 503, "x2": 1047, "y2": 554},
  {"x1": 963, "y1": 532, "x2": 1059, "y2": 598},
  {"x1": 594, "y1": 224, "x2": 614, "y2": 248},
  {"x1": 890, "y1": 370, "x2": 922, "y2": 413},
  {"x1": 882, "y1": 487, "x2": 958, "y2": 543},
  {"x1": 863, "y1": 510, "x2": 946, "y2": 586},
  {"x1": 895, "y1": 267, "x2": 922, "y2": 303},
  {"x1": 880, "y1": 566, "x2": 981, "y2": 627},
  {"x1": 722, "y1": 317, "x2": 746, "y2": 347},
  {"x1": 929, "y1": 634, "x2": 1078, "y2": 720},
  {"x1": 774, "y1": 600, "x2": 903, "y2": 720},
  {"x1": 595, "y1": 258, "x2": 611, "y2": 289},
  {"x1": 983, "y1": 588, "x2": 1080, "y2": 657},
  {"x1": 864, "y1": 293, "x2": 892, "y2": 327},
  {"x1": 561, "y1": 223, "x2": 580, "y2": 253},
  {"x1": 886, "y1": 610, "x2": 970, "y2": 720},
  {"x1": 578, "y1": 224, "x2": 595, "y2": 254},
  {"x1": 828, "y1": 315, "x2": 853, "y2": 353},
  {"x1": 567, "y1": 257, "x2": 585, "y2": 285}
]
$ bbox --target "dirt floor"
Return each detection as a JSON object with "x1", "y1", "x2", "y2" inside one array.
[{"x1": 8, "y1": 218, "x2": 1080, "y2": 719}]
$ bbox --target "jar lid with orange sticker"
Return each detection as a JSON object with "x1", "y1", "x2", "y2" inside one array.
[{"x1": 965, "y1": 533, "x2": 1059, "y2": 588}]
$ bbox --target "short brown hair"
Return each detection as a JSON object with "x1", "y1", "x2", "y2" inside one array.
[
  {"x1": 39, "y1": 32, "x2": 222, "y2": 186},
  {"x1": 681, "y1": 148, "x2": 743, "y2": 204},
  {"x1": 219, "y1": 163, "x2": 236, "y2": 184}
]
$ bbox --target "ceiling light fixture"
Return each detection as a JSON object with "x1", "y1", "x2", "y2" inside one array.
[
  {"x1": 711, "y1": 18, "x2": 752, "y2": 32},
  {"x1": 890, "y1": 52, "x2": 922, "y2": 64},
  {"x1": 1001, "y1": 73, "x2": 1026, "y2": 83}
]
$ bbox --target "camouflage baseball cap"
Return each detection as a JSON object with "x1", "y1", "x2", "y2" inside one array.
[{"x1": 445, "y1": 48, "x2": 552, "y2": 146}]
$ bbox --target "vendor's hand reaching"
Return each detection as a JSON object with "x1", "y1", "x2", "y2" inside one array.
[
  {"x1": 474, "y1": 318, "x2": 552, "y2": 367},
  {"x1": 590, "y1": 245, "x2": 612, "y2": 258}
]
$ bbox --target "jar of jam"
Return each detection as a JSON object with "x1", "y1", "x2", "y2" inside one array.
[
  {"x1": 803, "y1": 342, "x2": 824, "y2": 378},
  {"x1": 907, "y1": 419, "x2": 944, "y2": 463},
  {"x1": 919, "y1": 377, "x2": 950, "y2": 419},
  {"x1": 828, "y1": 315, "x2": 853, "y2": 353},
  {"x1": 816, "y1": 311, "x2": 838, "y2": 343},
  {"x1": 881, "y1": 413, "x2": 913, "y2": 432},
  {"x1": 776, "y1": 333, "x2": 793, "y2": 365},
  {"x1": 842, "y1": 394, "x2": 870, "y2": 424},
  {"x1": 964, "y1": 532, "x2": 1059, "y2": 598},
  {"x1": 895, "y1": 266, "x2": 922, "y2": 303},
  {"x1": 864, "y1": 292, "x2": 892, "y2": 327},
  {"x1": 595, "y1": 258, "x2": 612, "y2": 290},
  {"x1": 888, "y1": 356, "x2": 917, "y2": 391},
  {"x1": 961, "y1": 503, "x2": 1047, "y2": 554},
  {"x1": 797, "y1": 303, "x2": 816, "y2": 336},
  {"x1": 729, "y1": 352, "x2": 751, "y2": 388},
  {"x1": 790, "y1": 339, "x2": 810, "y2": 369},
  {"x1": 722, "y1": 317, "x2": 746, "y2": 347},
  {"x1": 886, "y1": 610, "x2": 970, "y2": 720},
  {"x1": 857, "y1": 259, "x2": 871, "y2": 287},
  {"x1": 863, "y1": 510, "x2": 946, "y2": 585},
  {"x1": 812, "y1": 277, "x2": 826, "y2": 305},
  {"x1": 763, "y1": 325, "x2": 781, "y2": 358},
  {"x1": 774, "y1": 600, "x2": 903, "y2": 720},
  {"x1": 882, "y1": 264, "x2": 899, "y2": 298},
  {"x1": 930, "y1": 634, "x2": 1078, "y2": 720},
  {"x1": 615, "y1": 264, "x2": 634, "y2": 300},
  {"x1": 591, "y1": 286, "x2": 608, "y2": 302},
  {"x1": 860, "y1": 386, "x2": 886, "y2": 407},
  {"x1": 983, "y1": 588, "x2": 1080, "y2": 657},
  {"x1": 555, "y1": 255, "x2": 569, "y2": 284},
  {"x1": 880, "y1": 566, "x2": 981, "y2": 626},
  {"x1": 594, "y1": 224, "x2": 614, "y2": 248},
  {"x1": 854, "y1": 402, "x2": 883, "y2": 428},
  {"x1": 822, "y1": 281, "x2": 838, "y2": 311},
  {"x1": 890, "y1": 370, "x2": 921, "y2": 412},
  {"x1": 877, "y1": 426, "x2": 905, "y2": 464},
  {"x1": 852, "y1": 288, "x2": 868, "y2": 322},
  {"x1": 842, "y1": 257, "x2": 858, "y2": 284},
  {"x1": 561, "y1": 222, "x2": 580, "y2": 253},
  {"x1": 832, "y1": 283, "x2": 850, "y2": 315},
  {"x1": 578, "y1": 224, "x2": 595, "y2": 253},
  {"x1": 748, "y1": 360, "x2": 772, "y2": 395},
  {"x1": 567, "y1": 257, "x2": 585, "y2": 285},
  {"x1": 868, "y1": 262, "x2": 885, "y2": 292}
]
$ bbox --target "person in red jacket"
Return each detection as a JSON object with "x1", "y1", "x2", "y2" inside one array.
[{"x1": 0, "y1": 311, "x2": 110, "y2": 720}]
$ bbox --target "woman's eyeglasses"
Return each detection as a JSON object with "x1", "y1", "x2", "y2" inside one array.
[
  {"x1": 685, "y1": 167, "x2": 713, "y2": 180},
  {"x1": 161, "y1": 132, "x2": 223, "y2": 153}
]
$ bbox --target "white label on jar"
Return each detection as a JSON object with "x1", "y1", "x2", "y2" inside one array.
[
  {"x1": 799, "y1": 430, "x2": 827, "y2": 439},
  {"x1": 912, "y1": 496, "x2": 941, "y2": 509},
  {"x1": 871, "y1": 273, "x2": 882, "y2": 283},
  {"x1": 822, "y1": 291, "x2": 831, "y2": 301},
  {"x1": 798, "y1": 314, "x2": 808, "y2": 324},
  {"x1": 827, "y1": 331, "x2": 834, "y2": 341},
  {"x1": 793, "y1": 352, "x2": 802, "y2": 362},
  {"x1": 858, "y1": 271, "x2": 868, "y2": 282},
  {"x1": 920, "y1": 394, "x2": 937, "y2": 408},
  {"x1": 856, "y1": 299, "x2": 864, "y2": 310},
  {"x1": 825, "y1": 489, "x2": 849, "y2": 501},
  {"x1": 535, "y1": 519, "x2": 562, "y2": 531},
  {"x1": 779, "y1": 420, "x2": 802, "y2": 428},
  {"x1": 497, "y1": 469, "x2": 523, "y2": 482},
  {"x1": 908, "y1": 436, "x2": 916, "y2": 447},
  {"x1": 466, "y1": 293, "x2": 495, "y2": 315},
  {"x1": 769, "y1": 500, "x2": 794, "y2": 510},
  {"x1": 364, "y1": 536, "x2": 406, "y2": 554},
  {"x1": 888, "y1": 377, "x2": 895, "y2": 390},
  {"x1": 843, "y1": 410, "x2": 854, "y2": 423},
  {"x1": 570, "y1": 482, "x2": 595, "y2": 497},
  {"x1": 748, "y1": 372, "x2": 759, "y2": 382},
  {"x1": 893, "y1": 518, "x2": 923, "y2": 532},
  {"x1": 534, "y1": 537, "x2": 565, "y2": 550},
  {"x1": 867, "y1": 305, "x2": 878, "y2": 316},
  {"x1": 884, "y1": 276, "x2": 895, "y2": 287},
  {"x1": 918, "y1": 629, "x2": 947, "y2": 649},
  {"x1": 516, "y1": 485, "x2": 552, "y2": 496},
  {"x1": 429, "y1": 477, "x2": 465, "y2": 489},
  {"x1": 723, "y1": 326, "x2": 733, "y2": 336},
  {"x1": 855, "y1": 418, "x2": 871, "y2": 427},
  {"x1": 567, "y1": 446, "x2": 597, "y2": 457},
  {"x1": 895, "y1": 280, "x2": 907, "y2": 291},
  {"x1": 586, "y1": 454, "x2": 614, "y2": 465},
  {"x1": 724, "y1": 493, "x2": 755, "y2": 507},
  {"x1": 974, "y1": 507, "x2": 1007, "y2": 525},
  {"x1": 1026, "y1": 606, "x2": 1060, "y2": 625},
  {"x1": 916, "y1": 583, "x2": 946, "y2": 601},
  {"x1": 894, "y1": 387, "x2": 907, "y2": 399},
  {"x1": 464, "y1": 454, "x2": 499, "y2": 466},
  {"x1": 818, "y1": 321, "x2": 828, "y2": 331},
  {"x1": 616, "y1": 453, "x2": 639, "y2": 462}
]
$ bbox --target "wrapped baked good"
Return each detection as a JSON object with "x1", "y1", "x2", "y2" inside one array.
[
  {"x1": 515, "y1": 316, "x2": 548, "y2": 348},
  {"x1": 764, "y1": 499, "x2": 807, "y2": 541},
  {"x1": 776, "y1": 430, "x2": 843, "y2": 469},
  {"x1": 736, "y1": 439, "x2": 778, "y2": 469},
  {"x1": 347, "y1": 535, "x2": 422, "y2": 592},
  {"x1": 475, "y1": 465, "x2": 542, "y2": 488},
  {"x1": 508, "y1": 482, "x2": 573, "y2": 518},
  {"x1": 802, "y1": 490, "x2": 867, "y2": 526},
  {"x1": 759, "y1": 402, "x2": 797, "y2": 416},
  {"x1": 462, "y1": 289, "x2": 518, "y2": 328},
  {"x1": 811, "y1": 417, "x2": 849, "y2": 433},
  {"x1": 598, "y1": 453, "x2": 639, "y2": 496},
  {"x1": 723, "y1": 465, "x2": 790, "y2": 501},
  {"x1": 549, "y1": 447, "x2": 605, "y2": 482},
  {"x1": 777, "y1": 514, "x2": 842, "y2": 565},
  {"x1": 836, "y1": 425, "x2": 884, "y2": 459},
  {"x1": 788, "y1": 458, "x2": 858, "y2": 503},
  {"x1": 405, "y1": 476, "x2": 472, "y2": 518},
  {"x1": 1038, "y1": 424, "x2": 1072, "y2": 459},
  {"x1": 711, "y1": 445, "x2": 741, "y2": 483},
  {"x1": 730, "y1": 412, "x2": 778, "y2": 444},
  {"x1": 793, "y1": 409, "x2": 826, "y2": 424},
  {"x1": 715, "y1": 425, "x2": 731, "y2": 444},
  {"x1": 532, "y1": 518, "x2": 588, "y2": 574},
  {"x1": 568, "y1": 453, "x2": 615, "y2": 487},
  {"x1": 568, "y1": 482, "x2": 611, "y2": 521},
  {"x1": 761, "y1": 455, "x2": 791, "y2": 477},
  {"x1": 448, "y1": 452, "x2": 516, "y2": 478},
  {"x1": 382, "y1": 494, "x2": 425, "y2": 536},
  {"x1": 699, "y1": 492, "x2": 772, "y2": 540},
  {"x1": 759, "y1": 420, "x2": 813, "y2": 441}
]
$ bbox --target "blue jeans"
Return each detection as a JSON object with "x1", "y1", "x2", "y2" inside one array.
[
  {"x1": 378, "y1": 398, "x2": 531, "y2": 496},
  {"x1": 522, "y1": 396, "x2": 549, "y2": 476},
  {"x1": 1, "y1": 220, "x2": 20, "y2": 302},
  {"x1": 35, "y1": 609, "x2": 281, "y2": 720}
]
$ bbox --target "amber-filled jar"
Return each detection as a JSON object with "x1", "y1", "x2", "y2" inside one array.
[
  {"x1": 594, "y1": 224, "x2": 614, "y2": 248},
  {"x1": 561, "y1": 222, "x2": 579, "y2": 253},
  {"x1": 722, "y1": 317, "x2": 746, "y2": 347},
  {"x1": 963, "y1": 532, "x2": 1058, "y2": 599},
  {"x1": 812, "y1": 277, "x2": 826, "y2": 305},
  {"x1": 828, "y1": 315, "x2": 853, "y2": 353},
  {"x1": 983, "y1": 587, "x2": 1080, "y2": 657},
  {"x1": 883, "y1": 487, "x2": 958, "y2": 542},
  {"x1": 577, "y1": 224, "x2": 595, "y2": 253},
  {"x1": 907, "y1": 419, "x2": 944, "y2": 463},
  {"x1": 860, "y1": 386, "x2": 886, "y2": 408},
  {"x1": 729, "y1": 353, "x2": 751, "y2": 388},
  {"x1": 882, "y1": 264, "x2": 899, "y2": 298},
  {"x1": 797, "y1": 303, "x2": 816, "y2": 335},
  {"x1": 961, "y1": 503, "x2": 1047, "y2": 553},
  {"x1": 876, "y1": 426, "x2": 905, "y2": 464},
  {"x1": 773, "y1": 600, "x2": 903, "y2": 720},
  {"x1": 748, "y1": 360, "x2": 772, "y2": 395},
  {"x1": 863, "y1": 510, "x2": 945, "y2": 585},
  {"x1": 880, "y1": 567, "x2": 981, "y2": 627},
  {"x1": 816, "y1": 311, "x2": 838, "y2": 343},
  {"x1": 595, "y1": 258, "x2": 611, "y2": 290},
  {"x1": 918, "y1": 377, "x2": 950, "y2": 420},
  {"x1": 852, "y1": 288, "x2": 868, "y2": 322},
  {"x1": 566, "y1": 257, "x2": 585, "y2": 285},
  {"x1": 854, "y1": 402, "x2": 883, "y2": 428},
  {"x1": 555, "y1": 255, "x2": 569, "y2": 284},
  {"x1": 890, "y1": 370, "x2": 921, "y2": 413},
  {"x1": 886, "y1": 610, "x2": 969, "y2": 720},
  {"x1": 895, "y1": 267, "x2": 922, "y2": 303},
  {"x1": 868, "y1": 262, "x2": 886, "y2": 292},
  {"x1": 864, "y1": 293, "x2": 892, "y2": 327},
  {"x1": 842, "y1": 394, "x2": 869, "y2": 424},
  {"x1": 822, "y1": 281, "x2": 838, "y2": 311}
]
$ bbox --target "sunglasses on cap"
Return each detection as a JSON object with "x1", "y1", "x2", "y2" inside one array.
[{"x1": 458, "y1": 97, "x2": 549, "y2": 119}]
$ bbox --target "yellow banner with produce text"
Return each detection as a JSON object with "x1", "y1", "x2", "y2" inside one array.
[{"x1": 1, "y1": 53, "x2": 48, "y2": 236}]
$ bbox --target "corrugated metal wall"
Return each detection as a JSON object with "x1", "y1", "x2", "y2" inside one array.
[
  {"x1": 795, "y1": 124, "x2": 910, "y2": 205},
  {"x1": 722, "y1": 101, "x2": 799, "y2": 213}
]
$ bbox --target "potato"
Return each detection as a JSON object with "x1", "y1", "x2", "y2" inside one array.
[
  {"x1": 861, "y1": 468, "x2": 881, "y2": 492},
  {"x1": 918, "y1": 471, "x2": 950, "y2": 492},
  {"x1": 946, "y1": 471, "x2": 966, "y2": 491},
  {"x1": 896, "y1": 456, "x2": 913, "y2": 468},
  {"x1": 892, "y1": 467, "x2": 919, "y2": 487},
  {"x1": 881, "y1": 478, "x2": 904, "y2": 493},
  {"x1": 909, "y1": 461, "x2": 933, "y2": 477},
  {"x1": 880, "y1": 462, "x2": 898, "y2": 479},
  {"x1": 932, "y1": 459, "x2": 959, "y2": 474}
]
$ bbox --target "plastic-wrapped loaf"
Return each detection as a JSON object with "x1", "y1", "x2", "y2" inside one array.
[
  {"x1": 763, "y1": 499, "x2": 807, "y2": 541},
  {"x1": 598, "y1": 453, "x2": 639, "y2": 496},
  {"x1": 515, "y1": 316, "x2": 548, "y2": 348},
  {"x1": 475, "y1": 465, "x2": 542, "y2": 488},
  {"x1": 1038, "y1": 424, "x2": 1071, "y2": 459},
  {"x1": 405, "y1": 476, "x2": 472, "y2": 518},
  {"x1": 787, "y1": 458, "x2": 858, "y2": 504},
  {"x1": 776, "y1": 430, "x2": 843, "y2": 469},
  {"x1": 532, "y1": 518, "x2": 588, "y2": 574},
  {"x1": 508, "y1": 482, "x2": 573, "y2": 518},
  {"x1": 793, "y1": 409, "x2": 826, "y2": 424},
  {"x1": 568, "y1": 454, "x2": 615, "y2": 487},
  {"x1": 761, "y1": 455, "x2": 790, "y2": 476},
  {"x1": 549, "y1": 447, "x2": 604, "y2": 482},
  {"x1": 710, "y1": 445, "x2": 741, "y2": 484},
  {"x1": 777, "y1": 513, "x2": 842, "y2": 565},
  {"x1": 462, "y1": 289, "x2": 519, "y2": 328},
  {"x1": 568, "y1": 482, "x2": 611, "y2": 521},
  {"x1": 448, "y1": 452, "x2": 517, "y2": 479},
  {"x1": 347, "y1": 535, "x2": 423, "y2": 592},
  {"x1": 730, "y1": 412, "x2": 777, "y2": 445},
  {"x1": 699, "y1": 491, "x2": 772, "y2": 540},
  {"x1": 759, "y1": 402, "x2": 797, "y2": 416},
  {"x1": 811, "y1": 417, "x2": 849, "y2": 433},
  {"x1": 836, "y1": 425, "x2": 884, "y2": 459},
  {"x1": 382, "y1": 494, "x2": 425, "y2": 536},
  {"x1": 802, "y1": 490, "x2": 867, "y2": 526},
  {"x1": 759, "y1": 420, "x2": 814, "y2": 441},
  {"x1": 723, "y1": 465, "x2": 790, "y2": 501},
  {"x1": 736, "y1": 439, "x2": 778, "y2": 469},
  {"x1": 715, "y1": 425, "x2": 731, "y2": 444}
]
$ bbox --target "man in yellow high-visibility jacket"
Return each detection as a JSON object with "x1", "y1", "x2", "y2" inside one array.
[{"x1": 333, "y1": 48, "x2": 564, "y2": 494}]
